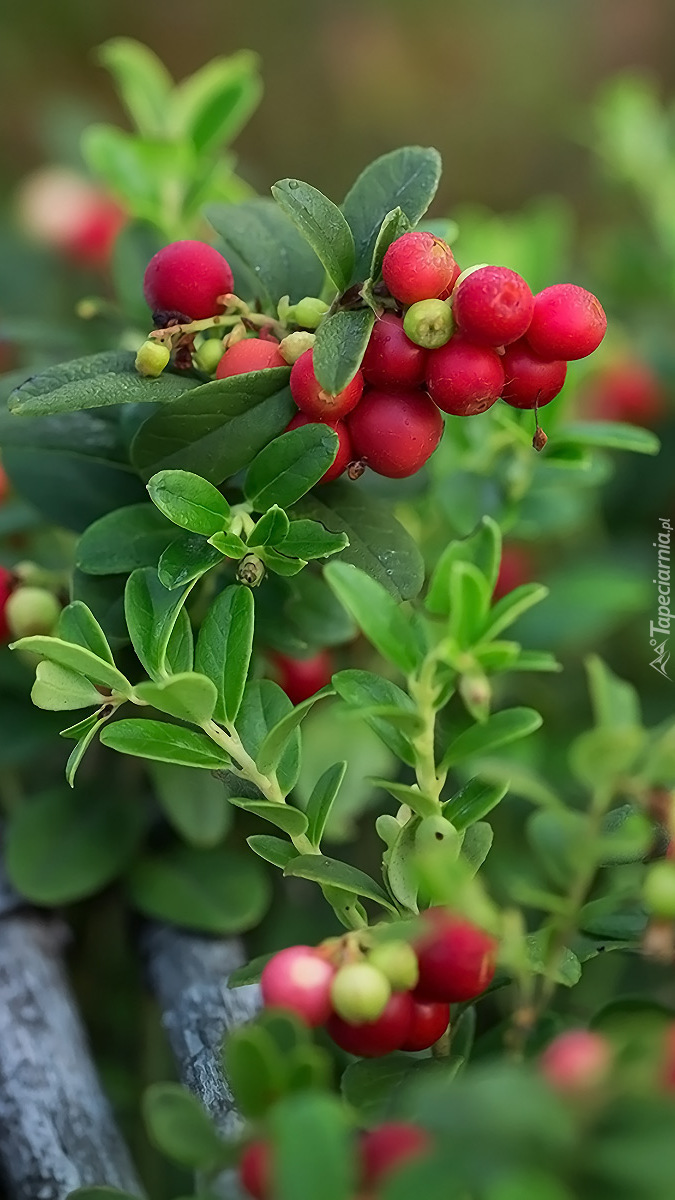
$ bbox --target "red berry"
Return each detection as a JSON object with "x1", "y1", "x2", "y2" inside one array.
[
  {"x1": 438, "y1": 260, "x2": 463, "y2": 300},
  {"x1": 216, "y1": 339, "x2": 285, "y2": 378},
  {"x1": 382, "y1": 232, "x2": 457, "y2": 306},
  {"x1": 327, "y1": 991, "x2": 414, "y2": 1057},
  {"x1": 501, "y1": 339, "x2": 567, "y2": 410},
  {"x1": 400, "y1": 999, "x2": 450, "y2": 1052},
  {"x1": 493, "y1": 546, "x2": 533, "y2": 601},
  {"x1": 143, "y1": 240, "x2": 234, "y2": 322},
  {"x1": 0, "y1": 566, "x2": 13, "y2": 644},
  {"x1": 239, "y1": 1140, "x2": 271, "y2": 1200},
  {"x1": 360, "y1": 1123, "x2": 431, "y2": 1188},
  {"x1": 290, "y1": 349, "x2": 363, "y2": 420},
  {"x1": 426, "y1": 336, "x2": 504, "y2": 415},
  {"x1": 272, "y1": 648, "x2": 334, "y2": 705},
  {"x1": 526, "y1": 284, "x2": 607, "y2": 361},
  {"x1": 362, "y1": 314, "x2": 427, "y2": 389},
  {"x1": 17, "y1": 168, "x2": 125, "y2": 268},
  {"x1": 261, "y1": 945, "x2": 335, "y2": 1027},
  {"x1": 286, "y1": 414, "x2": 352, "y2": 484},
  {"x1": 347, "y1": 388, "x2": 444, "y2": 478},
  {"x1": 540, "y1": 1030, "x2": 612, "y2": 1094},
  {"x1": 453, "y1": 266, "x2": 534, "y2": 348},
  {"x1": 414, "y1": 910, "x2": 497, "y2": 1003},
  {"x1": 583, "y1": 360, "x2": 666, "y2": 427}
]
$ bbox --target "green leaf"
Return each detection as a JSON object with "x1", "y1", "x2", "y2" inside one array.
[
  {"x1": 386, "y1": 818, "x2": 420, "y2": 911},
  {"x1": 158, "y1": 534, "x2": 223, "y2": 589},
  {"x1": 247, "y1": 834, "x2": 299, "y2": 869},
  {"x1": 369, "y1": 207, "x2": 413, "y2": 280},
  {"x1": 461, "y1": 821, "x2": 494, "y2": 874},
  {"x1": 306, "y1": 761, "x2": 347, "y2": 847},
  {"x1": 278, "y1": 518, "x2": 348, "y2": 560},
  {"x1": 332, "y1": 669, "x2": 417, "y2": 766},
  {"x1": 133, "y1": 673, "x2": 218, "y2": 725},
  {"x1": 76, "y1": 504, "x2": 176, "y2": 575},
  {"x1": 553, "y1": 420, "x2": 660, "y2": 456},
  {"x1": 101, "y1": 719, "x2": 229, "y2": 769},
  {"x1": 228, "y1": 952, "x2": 274, "y2": 988},
  {"x1": 143, "y1": 1082, "x2": 228, "y2": 1170},
  {"x1": 125, "y1": 567, "x2": 192, "y2": 681},
  {"x1": 58, "y1": 601, "x2": 115, "y2": 664},
  {"x1": 208, "y1": 530, "x2": 248, "y2": 557},
  {"x1": 6, "y1": 785, "x2": 143, "y2": 904},
  {"x1": 236, "y1": 680, "x2": 301, "y2": 793},
  {"x1": 570, "y1": 726, "x2": 645, "y2": 788},
  {"x1": 166, "y1": 607, "x2": 194, "y2": 675},
  {"x1": 10, "y1": 636, "x2": 131, "y2": 695},
  {"x1": 586, "y1": 654, "x2": 641, "y2": 729},
  {"x1": 599, "y1": 804, "x2": 653, "y2": 866},
  {"x1": 527, "y1": 809, "x2": 590, "y2": 887},
  {"x1": 245, "y1": 424, "x2": 339, "y2": 511},
  {"x1": 112, "y1": 219, "x2": 164, "y2": 324},
  {"x1": 272, "y1": 179, "x2": 355, "y2": 292},
  {"x1": 312, "y1": 309, "x2": 375, "y2": 395},
  {"x1": 342, "y1": 145, "x2": 442, "y2": 279},
  {"x1": 67, "y1": 1190, "x2": 141, "y2": 1199},
  {"x1": 97, "y1": 38, "x2": 172, "y2": 137},
  {"x1": 324, "y1": 561, "x2": 422, "y2": 674},
  {"x1": 271, "y1": 1093, "x2": 355, "y2": 1200},
  {"x1": 248, "y1": 506, "x2": 291, "y2": 549},
  {"x1": 526, "y1": 933, "x2": 581, "y2": 987},
  {"x1": 257, "y1": 686, "x2": 334, "y2": 775},
  {"x1": 447, "y1": 561, "x2": 491, "y2": 649},
  {"x1": 508, "y1": 650, "x2": 562, "y2": 673},
  {"x1": 207, "y1": 197, "x2": 324, "y2": 307},
  {"x1": 131, "y1": 369, "x2": 294, "y2": 485},
  {"x1": 172, "y1": 50, "x2": 262, "y2": 154},
  {"x1": 341, "y1": 1054, "x2": 425, "y2": 1121},
  {"x1": 127, "y1": 846, "x2": 270, "y2": 933},
  {"x1": 229, "y1": 796, "x2": 308, "y2": 836},
  {"x1": 195, "y1": 585, "x2": 254, "y2": 724},
  {"x1": 482, "y1": 583, "x2": 549, "y2": 641},
  {"x1": 370, "y1": 779, "x2": 436, "y2": 819},
  {"x1": 31, "y1": 660, "x2": 103, "y2": 711},
  {"x1": 426, "y1": 517, "x2": 502, "y2": 616},
  {"x1": 221, "y1": 1023, "x2": 285, "y2": 1118},
  {"x1": 443, "y1": 777, "x2": 509, "y2": 830},
  {"x1": 148, "y1": 761, "x2": 231, "y2": 847},
  {"x1": 284, "y1": 854, "x2": 397, "y2": 912},
  {"x1": 147, "y1": 469, "x2": 231, "y2": 536},
  {"x1": 259, "y1": 547, "x2": 307, "y2": 577},
  {"x1": 8, "y1": 351, "x2": 200, "y2": 416},
  {"x1": 441, "y1": 707, "x2": 543, "y2": 770}
]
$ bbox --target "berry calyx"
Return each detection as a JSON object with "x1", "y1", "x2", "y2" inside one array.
[
  {"x1": 290, "y1": 349, "x2": 364, "y2": 420},
  {"x1": 330, "y1": 963, "x2": 391, "y2": 1024},
  {"x1": 360, "y1": 1123, "x2": 431, "y2": 1188},
  {"x1": 426, "y1": 336, "x2": 504, "y2": 416},
  {"x1": 327, "y1": 990, "x2": 414, "y2": 1057},
  {"x1": 452, "y1": 266, "x2": 534, "y2": 348},
  {"x1": 261, "y1": 945, "x2": 335, "y2": 1027},
  {"x1": 239, "y1": 1140, "x2": 271, "y2": 1200},
  {"x1": 0, "y1": 566, "x2": 14, "y2": 644},
  {"x1": 6, "y1": 586, "x2": 61, "y2": 639},
  {"x1": 216, "y1": 338, "x2": 286, "y2": 378},
  {"x1": 143, "y1": 240, "x2": 234, "y2": 322},
  {"x1": 414, "y1": 910, "x2": 497, "y2": 1002},
  {"x1": 539, "y1": 1030, "x2": 612, "y2": 1094},
  {"x1": 362, "y1": 314, "x2": 428, "y2": 389},
  {"x1": 500, "y1": 340, "x2": 567, "y2": 409},
  {"x1": 401, "y1": 999, "x2": 450, "y2": 1052},
  {"x1": 368, "y1": 940, "x2": 419, "y2": 992},
  {"x1": 271, "y1": 647, "x2": 334, "y2": 705},
  {"x1": 286, "y1": 413, "x2": 352, "y2": 484},
  {"x1": 382, "y1": 231, "x2": 457, "y2": 306},
  {"x1": 403, "y1": 299, "x2": 454, "y2": 350},
  {"x1": 347, "y1": 388, "x2": 444, "y2": 478},
  {"x1": 135, "y1": 339, "x2": 171, "y2": 377},
  {"x1": 526, "y1": 284, "x2": 607, "y2": 361},
  {"x1": 643, "y1": 861, "x2": 675, "y2": 920}
]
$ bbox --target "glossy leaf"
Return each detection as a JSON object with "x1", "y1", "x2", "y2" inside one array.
[
  {"x1": 256, "y1": 685, "x2": 334, "y2": 775},
  {"x1": 195, "y1": 584, "x2": 254, "y2": 724},
  {"x1": 325, "y1": 561, "x2": 422, "y2": 674},
  {"x1": 272, "y1": 178, "x2": 355, "y2": 291},
  {"x1": 332, "y1": 669, "x2": 417, "y2": 766},
  {"x1": 248, "y1": 506, "x2": 291, "y2": 549},
  {"x1": 284, "y1": 854, "x2": 397, "y2": 912},
  {"x1": 369, "y1": 207, "x2": 413, "y2": 280},
  {"x1": 441, "y1": 707, "x2": 543, "y2": 769},
  {"x1": 312, "y1": 308, "x2": 375, "y2": 395},
  {"x1": 58, "y1": 601, "x2": 115, "y2": 664},
  {"x1": 278, "y1": 518, "x2": 348, "y2": 560},
  {"x1": 207, "y1": 197, "x2": 324, "y2": 307},
  {"x1": 101, "y1": 719, "x2": 229, "y2": 769},
  {"x1": 229, "y1": 797, "x2": 308, "y2": 837},
  {"x1": 125, "y1": 567, "x2": 192, "y2": 681},
  {"x1": 8, "y1": 351, "x2": 199, "y2": 416},
  {"x1": 158, "y1": 533, "x2": 223, "y2": 590},
  {"x1": 31, "y1": 660, "x2": 103, "y2": 711},
  {"x1": 76, "y1": 504, "x2": 176, "y2": 576},
  {"x1": 147, "y1": 469, "x2": 231, "y2": 536},
  {"x1": 236, "y1": 680, "x2": 301, "y2": 793},
  {"x1": 247, "y1": 834, "x2": 299, "y2": 869},
  {"x1": 244, "y1": 424, "x2": 339, "y2": 511},
  {"x1": 10, "y1": 635, "x2": 131, "y2": 695},
  {"x1": 133, "y1": 673, "x2": 218, "y2": 725},
  {"x1": 306, "y1": 761, "x2": 348, "y2": 847},
  {"x1": 443, "y1": 778, "x2": 509, "y2": 831}
]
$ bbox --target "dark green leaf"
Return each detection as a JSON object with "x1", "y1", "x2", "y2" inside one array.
[
  {"x1": 305, "y1": 761, "x2": 347, "y2": 847},
  {"x1": 207, "y1": 197, "x2": 324, "y2": 307},
  {"x1": 441, "y1": 707, "x2": 543, "y2": 769},
  {"x1": 101, "y1": 719, "x2": 229, "y2": 768},
  {"x1": 147, "y1": 469, "x2": 231, "y2": 536},
  {"x1": 324, "y1": 561, "x2": 422, "y2": 673},
  {"x1": 158, "y1": 534, "x2": 223, "y2": 589},
  {"x1": 247, "y1": 834, "x2": 299, "y2": 869},
  {"x1": 127, "y1": 846, "x2": 270, "y2": 932},
  {"x1": 208, "y1": 530, "x2": 248, "y2": 557},
  {"x1": 248, "y1": 506, "x2": 291, "y2": 549},
  {"x1": 9, "y1": 351, "x2": 199, "y2": 416},
  {"x1": 236, "y1": 680, "x2": 301, "y2": 793},
  {"x1": 229, "y1": 796, "x2": 308, "y2": 836},
  {"x1": 143, "y1": 1082, "x2": 228, "y2": 1170},
  {"x1": 76, "y1": 504, "x2": 176, "y2": 575},
  {"x1": 313, "y1": 309, "x2": 374, "y2": 395},
  {"x1": 278, "y1": 518, "x2": 348, "y2": 560},
  {"x1": 195, "y1": 584, "x2": 254, "y2": 724},
  {"x1": 341, "y1": 1053, "x2": 426, "y2": 1120},
  {"x1": 134, "y1": 673, "x2": 218, "y2": 725},
  {"x1": 125, "y1": 567, "x2": 192, "y2": 680},
  {"x1": 245, "y1": 425, "x2": 339, "y2": 511},
  {"x1": 443, "y1": 778, "x2": 509, "y2": 831},
  {"x1": 259, "y1": 547, "x2": 307, "y2": 577},
  {"x1": 257, "y1": 686, "x2": 334, "y2": 775},
  {"x1": 148, "y1": 761, "x2": 231, "y2": 847},
  {"x1": 221, "y1": 1023, "x2": 285, "y2": 1118},
  {"x1": 272, "y1": 178, "x2": 355, "y2": 292},
  {"x1": 58, "y1": 601, "x2": 115, "y2": 664},
  {"x1": 284, "y1": 854, "x2": 397, "y2": 912}
]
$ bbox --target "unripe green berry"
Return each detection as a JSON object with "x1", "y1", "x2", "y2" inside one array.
[
  {"x1": 330, "y1": 962, "x2": 391, "y2": 1024},
  {"x1": 7, "y1": 586, "x2": 61, "y2": 638},
  {"x1": 415, "y1": 816, "x2": 462, "y2": 859},
  {"x1": 368, "y1": 940, "x2": 419, "y2": 992},
  {"x1": 292, "y1": 297, "x2": 330, "y2": 329},
  {"x1": 195, "y1": 337, "x2": 225, "y2": 374},
  {"x1": 643, "y1": 861, "x2": 675, "y2": 919},
  {"x1": 403, "y1": 299, "x2": 454, "y2": 349},
  {"x1": 135, "y1": 339, "x2": 171, "y2": 377},
  {"x1": 279, "y1": 331, "x2": 316, "y2": 365}
]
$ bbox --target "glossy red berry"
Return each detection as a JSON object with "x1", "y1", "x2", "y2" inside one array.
[
  {"x1": 526, "y1": 284, "x2": 607, "y2": 361},
  {"x1": 414, "y1": 910, "x2": 497, "y2": 1003},
  {"x1": 438, "y1": 260, "x2": 463, "y2": 300},
  {"x1": 347, "y1": 388, "x2": 444, "y2": 478},
  {"x1": 239, "y1": 1140, "x2": 271, "y2": 1200},
  {"x1": 286, "y1": 414, "x2": 352, "y2": 484},
  {"x1": 360, "y1": 1123, "x2": 431, "y2": 1188},
  {"x1": 501, "y1": 339, "x2": 567, "y2": 409},
  {"x1": 400, "y1": 999, "x2": 450, "y2": 1052},
  {"x1": 540, "y1": 1030, "x2": 612, "y2": 1094},
  {"x1": 453, "y1": 266, "x2": 534, "y2": 348},
  {"x1": 583, "y1": 360, "x2": 665, "y2": 427},
  {"x1": 216, "y1": 339, "x2": 285, "y2": 378},
  {"x1": 327, "y1": 990, "x2": 414, "y2": 1057},
  {"x1": 362, "y1": 313, "x2": 427, "y2": 389},
  {"x1": 426, "y1": 336, "x2": 504, "y2": 416},
  {"x1": 493, "y1": 546, "x2": 533, "y2": 601},
  {"x1": 290, "y1": 349, "x2": 363, "y2": 420},
  {"x1": 382, "y1": 232, "x2": 457, "y2": 305},
  {"x1": 272, "y1": 648, "x2": 333, "y2": 706},
  {"x1": 0, "y1": 566, "x2": 13, "y2": 644},
  {"x1": 261, "y1": 945, "x2": 335, "y2": 1027},
  {"x1": 143, "y1": 240, "x2": 234, "y2": 322}
]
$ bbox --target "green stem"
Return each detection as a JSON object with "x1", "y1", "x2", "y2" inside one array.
[{"x1": 408, "y1": 654, "x2": 446, "y2": 807}]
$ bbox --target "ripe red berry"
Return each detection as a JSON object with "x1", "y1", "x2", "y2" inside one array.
[
  {"x1": 0, "y1": 566, "x2": 13, "y2": 644},
  {"x1": 453, "y1": 266, "x2": 534, "y2": 348},
  {"x1": 400, "y1": 999, "x2": 450, "y2": 1052},
  {"x1": 216, "y1": 338, "x2": 286, "y2": 378},
  {"x1": 501, "y1": 339, "x2": 567, "y2": 409},
  {"x1": 286, "y1": 414, "x2": 352, "y2": 484},
  {"x1": 382, "y1": 232, "x2": 457, "y2": 306},
  {"x1": 239, "y1": 1140, "x2": 271, "y2": 1200},
  {"x1": 143, "y1": 240, "x2": 234, "y2": 322},
  {"x1": 17, "y1": 167, "x2": 125, "y2": 268},
  {"x1": 526, "y1": 284, "x2": 607, "y2": 361},
  {"x1": 360, "y1": 1123, "x2": 431, "y2": 1188},
  {"x1": 272, "y1": 648, "x2": 334, "y2": 705},
  {"x1": 540, "y1": 1030, "x2": 612, "y2": 1094},
  {"x1": 493, "y1": 546, "x2": 533, "y2": 601},
  {"x1": 582, "y1": 360, "x2": 666, "y2": 427},
  {"x1": 438, "y1": 259, "x2": 463, "y2": 300},
  {"x1": 326, "y1": 990, "x2": 414, "y2": 1057},
  {"x1": 261, "y1": 945, "x2": 335, "y2": 1027},
  {"x1": 347, "y1": 388, "x2": 444, "y2": 478},
  {"x1": 414, "y1": 910, "x2": 497, "y2": 1003},
  {"x1": 426, "y1": 336, "x2": 505, "y2": 416},
  {"x1": 362, "y1": 314, "x2": 427, "y2": 389},
  {"x1": 290, "y1": 349, "x2": 363, "y2": 421}
]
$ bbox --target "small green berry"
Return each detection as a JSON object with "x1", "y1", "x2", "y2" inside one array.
[
  {"x1": 330, "y1": 962, "x2": 391, "y2": 1024},
  {"x1": 292, "y1": 297, "x2": 330, "y2": 329},
  {"x1": 643, "y1": 861, "x2": 675, "y2": 919},
  {"x1": 415, "y1": 816, "x2": 462, "y2": 859},
  {"x1": 135, "y1": 339, "x2": 171, "y2": 377},
  {"x1": 403, "y1": 299, "x2": 454, "y2": 349},
  {"x1": 7, "y1": 586, "x2": 61, "y2": 638},
  {"x1": 368, "y1": 940, "x2": 419, "y2": 992},
  {"x1": 279, "y1": 331, "x2": 316, "y2": 365},
  {"x1": 195, "y1": 337, "x2": 225, "y2": 374}
]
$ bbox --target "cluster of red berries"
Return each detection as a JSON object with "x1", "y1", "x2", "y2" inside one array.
[
  {"x1": 260, "y1": 909, "x2": 497, "y2": 1059},
  {"x1": 240, "y1": 1120, "x2": 430, "y2": 1200}
]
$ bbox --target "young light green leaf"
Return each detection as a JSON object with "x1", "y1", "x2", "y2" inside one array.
[
  {"x1": 284, "y1": 854, "x2": 397, "y2": 912},
  {"x1": 461, "y1": 821, "x2": 494, "y2": 874},
  {"x1": 482, "y1": 583, "x2": 549, "y2": 641},
  {"x1": 172, "y1": 50, "x2": 262, "y2": 154},
  {"x1": 244, "y1": 424, "x2": 339, "y2": 511},
  {"x1": 586, "y1": 654, "x2": 642, "y2": 729},
  {"x1": 65, "y1": 717, "x2": 107, "y2": 787},
  {"x1": 247, "y1": 834, "x2": 299, "y2": 869},
  {"x1": 248, "y1": 506, "x2": 291, "y2": 549},
  {"x1": 31, "y1": 660, "x2": 104, "y2": 711},
  {"x1": 58, "y1": 601, "x2": 115, "y2": 665},
  {"x1": 279, "y1": 519, "x2": 349, "y2": 560},
  {"x1": 195, "y1": 585, "x2": 254, "y2": 724},
  {"x1": 507, "y1": 650, "x2": 562, "y2": 673},
  {"x1": 256, "y1": 685, "x2": 334, "y2": 775},
  {"x1": 97, "y1": 38, "x2": 173, "y2": 137},
  {"x1": 228, "y1": 796, "x2": 309, "y2": 837},
  {"x1": 441, "y1": 707, "x2": 543, "y2": 770},
  {"x1": 332, "y1": 669, "x2": 417, "y2": 766},
  {"x1": 158, "y1": 534, "x2": 223, "y2": 589},
  {"x1": 443, "y1": 777, "x2": 509, "y2": 831},
  {"x1": 448, "y1": 560, "x2": 491, "y2": 649},
  {"x1": 272, "y1": 178, "x2": 355, "y2": 292},
  {"x1": 306, "y1": 761, "x2": 347, "y2": 847},
  {"x1": 369, "y1": 779, "x2": 437, "y2": 819},
  {"x1": 125, "y1": 567, "x2": 193, "y2": 681},
  {"x1": 133, "y1": 673, "x2": 218, "y2": 725},
  {"x1": 324, "y1": 561, "x2": 422, "y2": 674},
  {"x1": 259, "y1": 547, "x2": 307, "y2": 577},
  {"x1": 10, "y1": 636, "x2": 131, "y2": 695},
  {"x1": 312, "y1": 309, "x2": 375, "y2": 395},
  {"x1": 101, "y1": 719, "x2": 229, "y2": 768},
  {"x1": 426, "y1": 516, "x2": 502, "y2": 616},
  {"x1": 147, "y1": 469, "x2": 231, "y2": 536}
]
